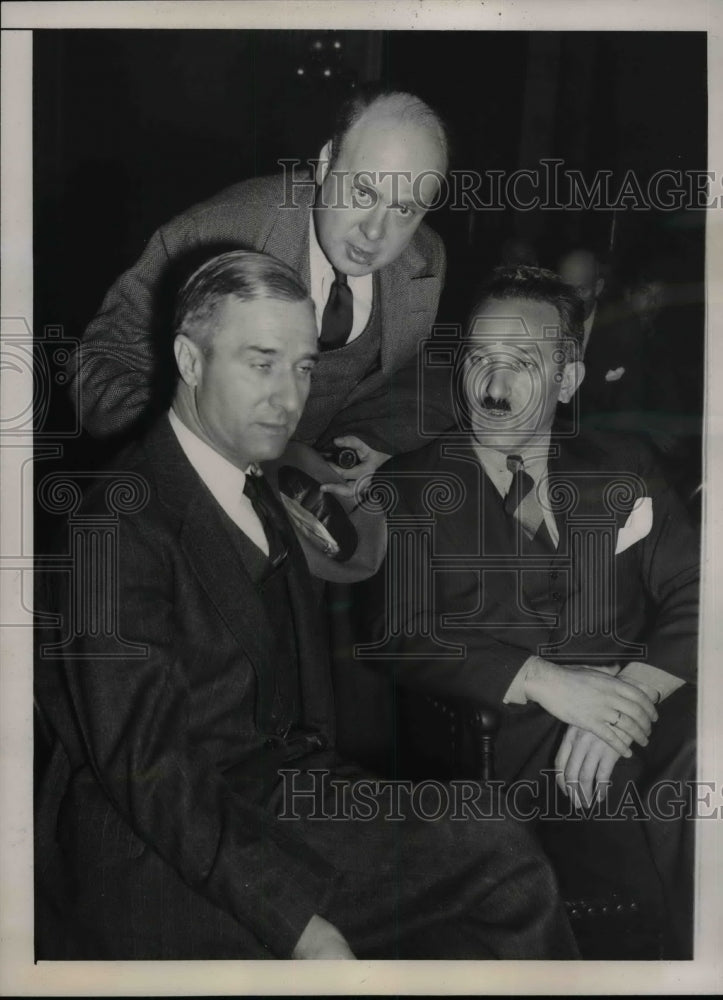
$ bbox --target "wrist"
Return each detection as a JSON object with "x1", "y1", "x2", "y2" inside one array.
[{"x1": 523, "y1": 656, "x2": 556, "y2": 704}]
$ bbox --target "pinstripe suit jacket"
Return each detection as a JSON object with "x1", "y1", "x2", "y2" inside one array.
[
  {"x1": 35, "y1": 417, "x2": 341, "y2": 958},
  {"x1": 73, "y1": 173, "x2": 450, "y2": 451}
]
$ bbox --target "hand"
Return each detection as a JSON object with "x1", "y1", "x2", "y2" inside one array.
[
  {"x1": 555, "y1": 725, "x2": 623, "y2": 808},
  {"x1": 321, "y1": 435, "x2": 391, "y2": 501},
  {"x1": 524, "y1": 659, "x2": 658, "y2": 756},
  {"x1": 291, "y1": 914, "x2": 356, "y2": 960}
]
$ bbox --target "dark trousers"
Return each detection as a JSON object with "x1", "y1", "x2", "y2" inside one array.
[
  {"x1": 493, "y1": 685, "x2": 697, "y2": 959},
  {"x1": 36, "y1": 756, "x2": 578, "y2": 960}
]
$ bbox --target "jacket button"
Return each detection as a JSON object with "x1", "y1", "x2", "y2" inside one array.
[
  {"x1": 549, "y1": 571, "x2": 559, "y2": 580},
  {"x1": 552, "y1": 591, "x2": 562, "y2": 602}
]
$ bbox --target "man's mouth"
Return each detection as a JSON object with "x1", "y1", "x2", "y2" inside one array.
[
  {"x1": 257, "y1": 422, "x2": 288, "y2": 435},
  {"x1": 346, "y1": 243, "x2": 376, "y2": 267}
]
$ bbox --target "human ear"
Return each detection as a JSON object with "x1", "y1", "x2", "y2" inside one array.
[
  {"x1": 315, "y1": 140, "x2": 332, "y2": 185},
  {"x1": 174, "y1": 334, "x2": 204, "y2": 387},
  {"x1": 558, "y1": 361, "x2": 585, "y2": 404}
]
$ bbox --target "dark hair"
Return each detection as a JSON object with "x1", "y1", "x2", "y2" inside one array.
[
  {"x1": 328, "y1": 86, "x2": 449, "y2": 170},
  {"x1": 467, "y1": 265, "x2": 585, "y2": 362},
  {"x1": 174, "y1": 250, "x2": 310, "y2": 353}
]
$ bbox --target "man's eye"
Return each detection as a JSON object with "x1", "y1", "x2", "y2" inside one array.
[
  {"x1": 354, "y1": 187, "x2": 374, "y2": 206},
  {"x1": 297, "y1": 364, "x2": 315, "y2": 376},
  {"x1": 252, "y1": 362, "x2": 272, "y2": 371},
  {"x1": 397, "y1": 204, "x2": 414, "y2": 218}
]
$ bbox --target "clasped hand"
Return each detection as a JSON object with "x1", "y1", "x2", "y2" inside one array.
[
  {"x1": 320, "y1": 435, "x2": 391, "y2": 501},
  {"x1": 525, "y1": 660, "x2": 658, "y2": 758}
]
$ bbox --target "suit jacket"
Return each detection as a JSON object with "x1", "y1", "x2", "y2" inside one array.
[
  {"x1": 72, "y1": 173, "x2": 450, "y2": 452},
  {"x1": 35, "y1": 417, "x2": 342, "y2": 957},
  {"x1": 577, "y1": 298, "x2": 649, "y2": 425},
  {"x1": 355, "y1": 426, "x2": 699, "y2": 715}
]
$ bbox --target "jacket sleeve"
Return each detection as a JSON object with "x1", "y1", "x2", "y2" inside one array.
[
  {"x1": 634, "y1": 454, "x2": 700, "y2": 683},
  {"x1": 49, "y1": 510, "x2": 338, "y2": 957}
]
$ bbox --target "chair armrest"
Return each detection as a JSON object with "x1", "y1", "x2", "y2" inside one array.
[
  {"x1": 395, "y1": 686, "x2": 501, "y2": 782},
  {"x1": 423, "y1": 694, "x2": 501, "y2": 781}
]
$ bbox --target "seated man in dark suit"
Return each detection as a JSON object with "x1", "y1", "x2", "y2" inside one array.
[
  {"x1": 34, "y1": 250, "x2": 577, "y2": 961},
  {"x1": 67, "y1": 88, "x2": 455, "y2": 487},
  {"x1": 355, "y1": 265, "x2": 698, "y2": 958}
]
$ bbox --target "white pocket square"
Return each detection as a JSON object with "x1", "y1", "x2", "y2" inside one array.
[
  {"x1": 615, "y1": 497, "x2": 653, "y2": 554},
  {"x1": 605, "y1": 366, "x2": 625, "y2": 382}
]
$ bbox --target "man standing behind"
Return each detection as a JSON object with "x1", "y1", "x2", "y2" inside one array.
[
  {"x1": 357, "y1": 266, "x2": 698, "y2": 957},
  {"x1": 557, "y1": 246, "x2": 639, "y2": 428},
  {"x1": 36, "y1": 251, "x2": 577, "y2": 961},
  {"x1": 70, "y1": 89, "x2": 453, "y2": 482}
]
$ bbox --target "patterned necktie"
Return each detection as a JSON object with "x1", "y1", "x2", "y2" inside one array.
[
  {"x1": 319, "y1": 268, "x2": 353, "y2": 350},
  {"x1": 504, "y1": 454, "x2": 553, "y2": 546},
  {"x1": 242, "y1": 473, "x2": 287, "y2": 567}
]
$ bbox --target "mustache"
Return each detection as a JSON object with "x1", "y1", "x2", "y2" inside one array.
[{"x1": 481, "y1": 396, "x2": 512, "y2": 412}]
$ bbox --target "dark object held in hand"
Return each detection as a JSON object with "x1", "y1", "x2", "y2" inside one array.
[
  {"x1": 321, "y1": 446, "x2": 359, "y2": 470},
  {"x1": 277, "y1": 466, "x2": 358, "y2": 562}
]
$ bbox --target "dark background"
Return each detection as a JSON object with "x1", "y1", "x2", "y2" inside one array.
[{"x1": 33, "y1": 29, "x2": 707, "y2": 543}]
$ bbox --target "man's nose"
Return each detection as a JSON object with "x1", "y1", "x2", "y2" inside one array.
[
  {"x1": 359, "y1": 203, "x2": 387, "y2": 243},
  {"x1": 485, "y1": 365, "x2": 515, "y2": 399},
  {"x1": 270, "y1": 369, "x2": 304, "y2": 413}
]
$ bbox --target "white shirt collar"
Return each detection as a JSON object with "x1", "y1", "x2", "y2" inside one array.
[{"x1": 167, "y1": 408, "x2": 269, "y2": 553}]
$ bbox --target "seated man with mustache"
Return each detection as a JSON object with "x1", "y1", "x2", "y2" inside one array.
[{"x1": 356, "y1": 265, "x2": 699, "y2": 958}]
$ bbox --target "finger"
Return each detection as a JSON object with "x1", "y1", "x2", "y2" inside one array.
[
  {"x1": 614, "y1": 679, "x2": 658, "y2": 723},
  {"x1": 564, "y1": 734, "x2": 597, "y2": 808},
  {"x1": 578, "y1": 746, "x2": 604, "y2": 808},
  {"x1": 609, "y1": 695, "x2": 653, "y2": 738},
  {"x1": 333, "y1": 434, "x2": 367, "y2": 453},
  {"x1": 320, "y1": 481, "x2": 357, "y2": 500},
  {"x1": 594, "y1": 750, "x2": 619, "y2": 802},
  {"x1": 327, "y1": 462, "x2": 366, "y2": 481},
  {"x1": 609, "y1": 709, "x2": 649, "y2": 748},
  {"x1": 554, "y1": 728, "x2": 576, "y2": 794},
  {"x1": 589, "y1": 720, "x2": 634, "y2": 757}
]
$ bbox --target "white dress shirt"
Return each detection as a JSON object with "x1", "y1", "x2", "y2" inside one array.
[
  {"x1": 308, "y1": 214, "x2": 373, "y2": 343},
  {"x1": 168, "y1": 408, "x2": 269, "y2": 555}
]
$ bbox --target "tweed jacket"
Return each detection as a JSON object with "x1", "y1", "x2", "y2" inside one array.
[{"x1": 72, "y1": 173, "x2": 450, "y2": 452}]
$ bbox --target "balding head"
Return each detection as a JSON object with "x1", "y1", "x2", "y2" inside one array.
[
  {"x1": 313, "y1": 89, "x2": 449, "y2": 278},
  {"x1": 329, "y1": 89, "x2": 448, "y2": 173},
  {"x1": 557, "y1": 248, "x2": 605, "y2": 321}
]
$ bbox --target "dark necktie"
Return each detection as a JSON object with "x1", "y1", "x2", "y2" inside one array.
[
  {"x1": 242, "y1": 473, "x2": 287, "y2": 567},
  {"x1": 504, "y1": 454, "x2": 553, "y2": 547},
  {"x1": 319, "y1": 268, "x2": 353, "y2": 350}
]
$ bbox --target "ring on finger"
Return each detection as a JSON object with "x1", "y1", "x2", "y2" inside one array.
[{"x1": 610, "y1": 709, "x2": 621, "y2": 727}]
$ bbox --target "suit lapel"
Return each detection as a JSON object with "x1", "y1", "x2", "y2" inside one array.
[
  {"x1": 378, "y1": 237, "x2": 439, "y2": 372},
  {"x1": 148, "y1": 420, "x2": 278, "y2": 726}
]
